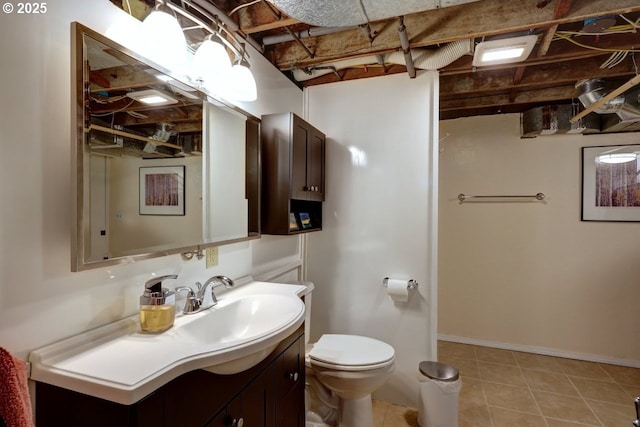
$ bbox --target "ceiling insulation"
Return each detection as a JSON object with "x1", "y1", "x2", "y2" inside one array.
[{"x1": 265, "y1": 0, "x2": 483, "y2": 26}]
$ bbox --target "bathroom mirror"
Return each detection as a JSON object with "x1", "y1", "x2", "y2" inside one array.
[{"x1": 71, "y1": 23, "x2": 260, "y2": 271}]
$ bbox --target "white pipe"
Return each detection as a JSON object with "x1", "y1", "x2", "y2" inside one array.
[
  {"x1": 263, "y1": 26, "x2": 358, "y2": 46},
  {"x1": 392, "y1": 39, "x2": 473, "y2": 70},
  {"x1": 291, "y1": 39, "x2": 473, "y2": 82}
]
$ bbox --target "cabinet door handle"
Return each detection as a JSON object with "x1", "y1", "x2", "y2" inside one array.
[
  {"x1": 289, "y1": 372, "x2": 299, "y2": 382},
  {"x1": 231, "y1": 417, "x2": 244, "y2": 427}
]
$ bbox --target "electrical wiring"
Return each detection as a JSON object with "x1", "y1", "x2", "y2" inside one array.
[
  {"x1": 228, "y1": 0, "x2": 262, "y2": 16},
  {"x1": 600, "y1": 50, "x2": 628, "y2": 69},
  {"x1": 90, "y1": 94, "x2": 128, "y2": 104},
  {"x1": 91, "y1": 99, "x2": 136, "y2": 117},
  {"x1": 552, "y1": 32, "x2": 640, "y2": 54}
]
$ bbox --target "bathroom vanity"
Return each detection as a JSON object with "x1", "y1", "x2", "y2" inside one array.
[
  {"x1": 30, "y1": 281, "x2": 308, "y2": 427},
  {"x1": 35, "y1": 326, "x2": 304, "y2": 427}
]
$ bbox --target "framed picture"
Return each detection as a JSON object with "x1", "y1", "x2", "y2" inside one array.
[
  {"x1": 582, "y1": 144, "x2": 640, "y2": 221},
  {"x1": 139, "y1": 166, "x2": 185, "y2": 215}
]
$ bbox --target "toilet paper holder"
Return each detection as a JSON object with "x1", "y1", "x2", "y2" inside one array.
[{"x1": 383, "y1": 277, "x2": 419, "y2": 290}]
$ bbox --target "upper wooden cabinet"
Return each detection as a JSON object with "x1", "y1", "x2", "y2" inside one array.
[{"x1": 261, "y1": 113, "x2": 326, "y2": 235}]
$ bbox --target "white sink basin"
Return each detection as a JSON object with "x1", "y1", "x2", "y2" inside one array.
[
  {"x1": 29, "y1": 281, "x2": 307, "y2": 404},
  {"x1": 176, "y1": 293, "x2": 303, "y2": 374}
]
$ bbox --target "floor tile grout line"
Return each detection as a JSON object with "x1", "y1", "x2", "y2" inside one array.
[
  {"x1": 516, "y1": 354, "x2": 551, "y2": 427},
  {"x1": 473, "y1": 345, "x2": 496, "y2": 427},
  {"x1": 582, "y1": 397, "x2": 607, "y2": 427}
]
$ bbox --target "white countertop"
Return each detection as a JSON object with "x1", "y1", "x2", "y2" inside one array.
[{"x1": 29, "y1": 281, "x2": 307, "y2": 404}]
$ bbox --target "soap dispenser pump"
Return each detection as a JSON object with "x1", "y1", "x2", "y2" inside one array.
[{"x1": 140, "y1": 274, "x2": 178, "y2": 333}]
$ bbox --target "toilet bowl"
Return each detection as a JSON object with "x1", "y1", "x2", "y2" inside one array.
[
  {"x1": 298, "y1": 281, "x2": 395, "y2": 427},
  {"x1": 308, "y1": 334, "x2": 395, "y2": 427}
]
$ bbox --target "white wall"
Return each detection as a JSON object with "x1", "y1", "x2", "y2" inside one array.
[
  {"x1": 439, "y1": 114, "x2": 640, "y2": 366},
  {"x1": 0, "y1": 0, "x2": 302, "y2": 364},
  {"x1": 305, "y1": 72, "x2": 440, "y2": 407}
]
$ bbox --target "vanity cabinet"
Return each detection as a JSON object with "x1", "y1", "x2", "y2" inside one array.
[
  {"x1": 35, "y1": 327, "x2": 304, "y2": 427},
  {"x1": 261, "y1": 112, "x2": 325, "y2": 235}
]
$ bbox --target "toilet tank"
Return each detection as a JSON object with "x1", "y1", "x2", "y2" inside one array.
[{"x1": 289, "y1": 281, "x2": 314, "y2": 348}]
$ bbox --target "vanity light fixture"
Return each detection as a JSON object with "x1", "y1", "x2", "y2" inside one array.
[
  {"x1": 472, "y1": 35, "x2": 538, "y2": 67},
  {"x1": 227, "y1": 47, "x2": 257, "y2": 102},
  {"x1": 127, "y1": 89, "x2": 179, "y2": 105},
  {"x1": 137, "y1": 0, "x2": 258, "y2": 102},
  {"x1": 596, "y1": 153, "x2": 637, "y2": 164},
  {"x1": 138, "y1": 0, "x2": 188, "y2": 73}
]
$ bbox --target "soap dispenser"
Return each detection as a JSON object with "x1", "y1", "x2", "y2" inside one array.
[{"x1": 140, "y1": 274, "x2": 178, "y2": 333}]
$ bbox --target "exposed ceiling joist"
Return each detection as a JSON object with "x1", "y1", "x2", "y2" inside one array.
[{"x1": 269, "y1": 0, "x2": 640, "y2": 70}]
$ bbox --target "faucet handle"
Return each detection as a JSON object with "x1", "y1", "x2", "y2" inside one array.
[{"x1": 175, "y1": 286, "x2": 201, "y2": 314}]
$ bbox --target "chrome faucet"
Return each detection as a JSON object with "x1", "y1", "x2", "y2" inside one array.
[{"x1": 175, "y1": 275, "x2": 235, "y2": 315}]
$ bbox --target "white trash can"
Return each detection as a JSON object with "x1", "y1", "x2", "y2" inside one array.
[{"x1": 418, "y1": 361, "x2": 462, "y2": 427}]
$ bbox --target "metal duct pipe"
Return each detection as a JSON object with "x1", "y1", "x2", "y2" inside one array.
[
  {"x1": 398, "y1": 17, "x2": 416, "y2": 78},
  {"x1": 290, "y1": 39, "x2": 472, "y2": 81},
  {"x1": 577, "y1": 79, "x2": 640, "y2": 122}
]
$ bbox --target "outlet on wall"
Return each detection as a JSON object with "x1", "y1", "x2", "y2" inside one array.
[{"x1": 206, "y1": 247, "x2": 218, "y2": 269}]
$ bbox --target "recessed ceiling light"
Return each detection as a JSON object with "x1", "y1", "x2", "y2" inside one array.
[
  {"x1": 472, "y1": 35, "x2": 538, "y2": 67},
  {"x1": 126, "y1": 89, "x2": 178, "y2": 105}
]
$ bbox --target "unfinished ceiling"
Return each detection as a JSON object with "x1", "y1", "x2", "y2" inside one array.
[{"x1": 113, "y1": 0, "x2": 640, "y2": 121}]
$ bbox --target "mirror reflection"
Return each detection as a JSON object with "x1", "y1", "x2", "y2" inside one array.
[{"x1": 72, "y1": 23, "x2": 259, "y2": 271}]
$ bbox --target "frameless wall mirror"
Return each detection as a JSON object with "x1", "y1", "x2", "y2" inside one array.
[{"x1": 71, "y1": 23, "x2": 260, "y2": 271}]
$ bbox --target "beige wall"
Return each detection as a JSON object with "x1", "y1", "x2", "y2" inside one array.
[{"x1": 438, "y1": 114, "x2": 640, "y2": 365}]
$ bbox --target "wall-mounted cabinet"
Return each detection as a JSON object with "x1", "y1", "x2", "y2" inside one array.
[{"x1": 261, "y1": 113, "x2": 326, "y2": 235}]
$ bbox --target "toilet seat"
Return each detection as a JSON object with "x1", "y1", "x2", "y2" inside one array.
[{"x1": 308, "y1": 334, "x2": 395, "y2": 372}]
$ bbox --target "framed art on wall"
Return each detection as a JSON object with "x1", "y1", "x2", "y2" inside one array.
[
  {"x1": 139, "y1": 166, "x2": 185, "y2": 215},
  {"x1": 582, "y1": 144, "x2": 640, "y2": 221}
]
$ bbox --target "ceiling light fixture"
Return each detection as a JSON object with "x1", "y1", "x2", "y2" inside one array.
[
  {"x1": 596, "y1": 153, "x2": 637, "y2": 164},
  {"x1": 127, "y1": 89, "x2": 179, "y2": 105},
  {"x1": 472, "y1": 35, "x2": 538, "y2": 66}
]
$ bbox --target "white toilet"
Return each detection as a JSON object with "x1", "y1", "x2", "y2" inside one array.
[{"x1": 302, "y1": 283, "x2": 395, "y2": 427}]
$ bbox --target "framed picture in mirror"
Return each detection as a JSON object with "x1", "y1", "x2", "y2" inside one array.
[{"x1": 139, "y1": 166, "x2": 185, "y2": 215}]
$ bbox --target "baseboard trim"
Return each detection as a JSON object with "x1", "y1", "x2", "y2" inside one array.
[{"x1": 438, "y1": 334, "x2": 640, "y2": 369}]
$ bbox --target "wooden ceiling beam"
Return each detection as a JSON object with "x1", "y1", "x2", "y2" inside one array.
[
  {"x1": 440, "y1": 55, "x2": 637, "y2": 97},
  {"x1": 441, "y1": 32, "x2": 640, "y2": 75},
  {"x1": 89, "y1": 66, "x2": 159, "y2": 92},
  {"x1": 269, "y1": 0, "x2": 640, "y2": 70},
  {"x1": 440, "y1": 85, "x2": 579, "y2": 112},
  {"x1": 241, "y1": 17, "x2": 300, "y2": 34}
]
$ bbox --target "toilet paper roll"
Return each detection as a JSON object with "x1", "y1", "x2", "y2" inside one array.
[{"x1": 386, "y1": 278, "x2": 410, "y2": 302}]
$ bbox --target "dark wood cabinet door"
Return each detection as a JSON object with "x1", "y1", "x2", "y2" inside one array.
[
  {"x1": 275, "y1": 334, "x2": 305, "y2": 427},
  {"x1": 291, "y1": 118, "x2": 309, "y2": 200},
  {"x1": 306, "y1": 130, "x2": 325, "y2": 202}
]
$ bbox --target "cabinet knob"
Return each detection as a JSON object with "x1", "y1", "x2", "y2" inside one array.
[
  {"x1": 289, "y1": 372, "x2": 299, "y2": 382},
  {"x1": 231, "y1": 417, "x2": 244, "y2": 427}
]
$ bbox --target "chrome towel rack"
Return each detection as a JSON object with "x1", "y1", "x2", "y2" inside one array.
[{"x1": 458, "y1": 193, "x2": 545, "y2": 202}]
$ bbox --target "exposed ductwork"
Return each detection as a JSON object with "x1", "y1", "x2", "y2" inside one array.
[
  {"x1": 576, "y1": 79, "x2": 640, "y2": 124},
  {"x1": 291, "y1": 39, "x2": 473, "y2": 82}
]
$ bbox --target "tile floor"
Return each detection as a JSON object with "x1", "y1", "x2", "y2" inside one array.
[{"x1": 372, "y1": 341, "x2": 640, "y2": 427}]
